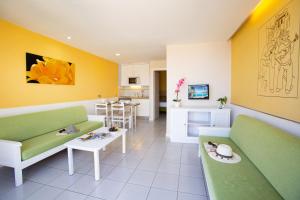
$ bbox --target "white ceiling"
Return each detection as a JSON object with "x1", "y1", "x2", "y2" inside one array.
[{"x1": 0, "y1": 0, "x2": 260, "y2": 63}]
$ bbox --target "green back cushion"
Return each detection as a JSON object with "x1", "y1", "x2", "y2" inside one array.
[
  {"x1": 230, "y1": 115, "x2": 300, "y2": 200},
  {"x1": 0, "y1": 106, "x2": 88, "y2": 142}
]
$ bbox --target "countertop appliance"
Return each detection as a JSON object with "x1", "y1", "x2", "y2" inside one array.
[{"x1": 128, "y1": 77, "x2": 140, "y2": 84}]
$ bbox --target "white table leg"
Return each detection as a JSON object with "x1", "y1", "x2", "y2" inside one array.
[
  {"x1": 68, "y1": 148, "x2": 74, "y2": 175},
  {"x1": 94, "y1": 150, "x2": 100, "y2": 180},
  {"x1": 122, "y1": 133, "x2": 126, "y2": 154}
]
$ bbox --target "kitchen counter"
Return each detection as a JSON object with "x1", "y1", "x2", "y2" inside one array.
[{"x1": 119, "y1": 96, "x2": 149, "y2": 99}]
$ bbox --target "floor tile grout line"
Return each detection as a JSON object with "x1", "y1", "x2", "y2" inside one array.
[{"x1": 113, "y1": 135, "x2": 163, "y2": 200}]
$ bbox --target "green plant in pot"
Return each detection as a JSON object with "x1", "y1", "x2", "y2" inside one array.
[{"x1": 217, "y1": 96, "x2": 227, "y2": 109}]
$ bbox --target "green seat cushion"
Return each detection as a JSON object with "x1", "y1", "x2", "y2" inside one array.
[
  {"x1": 0, "y1": 106, "x2": 88, "y2": 142},
  {"x1": 199, "y1": 136, "x2": 283, "y2": 200},
  {"x1": 230, "y1": 115, "x2": 300, "y2": 200},
  {"x1": 21, "y1": 121, "x2": 102, "y2": 160}
]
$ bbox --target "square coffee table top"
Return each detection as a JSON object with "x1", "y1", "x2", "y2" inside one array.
[{"x1": 64, "y1": 127, "x2": 127, "y2": 152}]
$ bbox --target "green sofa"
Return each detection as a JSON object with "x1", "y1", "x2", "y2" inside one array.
[
  {"x1": 199, "y1": 115, "x2": 300, "y2": 200},
  {"x1": 0, "y1": 106, "x2": 103, "y2": 186}
]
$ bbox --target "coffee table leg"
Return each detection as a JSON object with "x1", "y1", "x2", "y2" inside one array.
[
  {"x1": 68, "y1": 148, "x2": 74, "y2": 175},
  {"x1": 122, "y1": 133, "x2": 126, "y2": 154},
  {"x1": 94, "y1": 150, "x2": 100, "y2": 180}
]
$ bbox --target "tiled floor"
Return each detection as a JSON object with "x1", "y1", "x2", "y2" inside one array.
[{"x1": 0, "y1": 117, "x2": 209, "y2": 200}]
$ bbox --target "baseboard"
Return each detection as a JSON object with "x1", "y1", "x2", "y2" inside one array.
[{"x1": 0, "y1": 99, "x2": 101, "y2": 117}]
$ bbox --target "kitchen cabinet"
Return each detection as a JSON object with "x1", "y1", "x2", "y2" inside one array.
[
  {"x1": 131, "y1": 99, "x2": 150, "y2": 117},
  {"x1": 120, "y1": 63, "x2": 149, "y2": 86}
]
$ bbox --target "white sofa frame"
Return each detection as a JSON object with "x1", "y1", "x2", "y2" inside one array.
[{"x1": 0, "y1": 115, "x2": 105, "y2": 186}]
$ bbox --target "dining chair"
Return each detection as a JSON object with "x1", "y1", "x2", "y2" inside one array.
[
  {"x1": 111, "y1": 102, "x2": 132, "y2": 129},
  {"x1": 95, "y1": 102, "x2": 110, "y2": 126}
]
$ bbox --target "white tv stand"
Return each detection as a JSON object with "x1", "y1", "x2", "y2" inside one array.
[{"x1": 170, "y1": 106, "x2": 231, "y2": 143}]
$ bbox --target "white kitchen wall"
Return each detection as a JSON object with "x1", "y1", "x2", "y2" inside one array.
[{"x1": 166, "y1": 42, "x2": 231, "y2": 136}]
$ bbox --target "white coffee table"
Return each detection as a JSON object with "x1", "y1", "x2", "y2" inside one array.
[{"x1": 64, "y1": 127, "x2": 127, "y2": 180}]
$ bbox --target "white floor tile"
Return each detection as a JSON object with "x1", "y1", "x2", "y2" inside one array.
[
  {"x1": 102, "y1": 153, "x2": 125, "y2": 166},
  {"x1": 152, "y1": 173, "x2": 179, "y2": 191},
  {"x1": 147, "y1": 188, "x2": 177, "y2": 200},
  {"x1": 107, "y1": 167, "x2": 134, "y2": 182},
  {"x1": 158, "y1": 161, "x2": 180, "y2": 175},
  {"x1": 87, "y1": 164, "x2": 115, "y2": 178},
  {"x1": 48, "y1": 173, "x2": 82, "y2": 189},
  {"x1": 180, "y1": 164, "x2": 203, "y2": 178},
  {"x1": 117, "y1": 156, "x2": 141, "y2": 169},
  {"x1": 68, "y1": 175, "x2": 102, "y2": 195},
  {"x1": 26, "y1": 185, "x2": 63, "y2": 200},
  {"x1": 0, "y1": 180, "x2": 42, "y2": 200},
  {"x1": 178, "y1": 192, "x2": 208, "y2": 200},
  {"x1": 128, "y1": 170, "x2": 156, "y2": 187},
  {"x1": 55, "y1": 190, "x2": 87, "y2": 200},
  {"x1": 24, "y1": 167, "x2": 65, "y2": 184},
  {"x1": 117, "y1": 183, "x2": 149, "y2": 200},
  {"x1": 178, "y1": 176, "x2": 206, "y2": 195},
  {"x1": 137, "y1": 159, "x2": 160, "y2": 172},
  {"x1": 90, "y1": 179, "x2": 125, "y2": 200}
]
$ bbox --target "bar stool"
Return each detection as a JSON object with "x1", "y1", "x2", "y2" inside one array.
[{"x1": 111, "y1": 102, "x2": 132, "y2": 129}]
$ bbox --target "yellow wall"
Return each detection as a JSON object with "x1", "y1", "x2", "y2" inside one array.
[
  {"x1": 0, "y1": 19, "x2": 118, "y2": 108},
  {"x1": 231, "y1": 0, "x2": 300, "y2": 122}
]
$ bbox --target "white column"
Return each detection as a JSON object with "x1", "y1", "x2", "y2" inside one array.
[
  {"x1": 94, "y1": 150, "x2": 100, "y2": 180},
  {"x1": 122, "y1": 132, "x2": 126, "y2": 154},
  {"x1": 68, "y1": 148, "x2": 74, "y2": 175}
]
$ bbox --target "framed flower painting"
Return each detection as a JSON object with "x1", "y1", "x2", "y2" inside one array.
[{"x1": 26, "y1": 53, "x2": 75, "y2": 85}]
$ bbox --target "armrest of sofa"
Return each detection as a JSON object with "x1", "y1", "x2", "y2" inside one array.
[
  {"x1": 198, "y1": 127, "x2": 231, "y2": 137},
  {"x1": 88, "y1": 115, "x2": 105, "y2": 123},
  {"x1": 0, "y1": 139, "x2": 22, "y2": 167}
]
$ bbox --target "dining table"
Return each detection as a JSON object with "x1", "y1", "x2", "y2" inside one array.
[{"x1": 95, "y1": 100, "x2": 140, "y2": 129}]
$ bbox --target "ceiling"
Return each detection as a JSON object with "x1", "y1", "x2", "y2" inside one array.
[{"x1": 0, "y1": 0, "x2": 260, "y2": 63}]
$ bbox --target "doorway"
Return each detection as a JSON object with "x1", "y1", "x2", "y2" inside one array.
[{"x1": 152, "y1": 70, "x2": 167, "y2": 120}]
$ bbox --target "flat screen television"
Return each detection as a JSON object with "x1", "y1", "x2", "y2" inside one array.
[{"x1": 188, "y1": 84, "x2": 209, "y2": 100}]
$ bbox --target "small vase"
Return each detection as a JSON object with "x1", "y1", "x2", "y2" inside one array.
[
  {"x1": 174, "y1": 101, "x2": 181, "y2": 108},
  {"x1": 218, "y1": 104, "x2": 224, "y2": 109}
]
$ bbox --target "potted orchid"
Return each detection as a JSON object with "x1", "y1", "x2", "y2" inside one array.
[{"x1": 173, "y1": 78, "x2": 185, "y2": 107}]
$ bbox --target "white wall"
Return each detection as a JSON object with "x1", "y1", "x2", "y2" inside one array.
[
  {"x1": 166, "y1": 42, "x2": 231, "y2": 135},
  {"x1": 231, "y1": 104, "x2": 300, "y2": 137}
]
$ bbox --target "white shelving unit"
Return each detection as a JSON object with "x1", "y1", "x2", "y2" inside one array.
[{"x1": 170, "y1": 106, "x2": 231, "y2": 143}]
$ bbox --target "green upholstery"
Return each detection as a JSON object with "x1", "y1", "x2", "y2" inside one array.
[
  {"x1": 229, "y1": 115, "x2": 300, "y2": 200},
  {"x1": 199, "y1": 136, "x2": 283, "y2": 200},
  {"x1": 0, "y1": 106, "x2": 88, "y2": 142},
  {"x1": 21, "y1": 121, "x2": 101, "y2": 160},
  {"x1": 199, "y1": 115, "x2": 300, "y2": 200}
]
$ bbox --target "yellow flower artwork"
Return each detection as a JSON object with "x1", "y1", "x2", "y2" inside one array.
[{"x1": 26, "y1": 53, "x2": 75, "y2": 85}]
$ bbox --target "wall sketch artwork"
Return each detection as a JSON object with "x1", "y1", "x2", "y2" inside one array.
[
  {"x1": 258, "y1": 4, "x2": 299, "y2": 98},
  {"x1": 26, "y1": 53, "x2": 75, "y2": 85}
]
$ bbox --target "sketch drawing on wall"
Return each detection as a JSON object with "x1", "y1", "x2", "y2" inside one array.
[{"x1": 258, "y1": 3, "x2": 299, "y2": 98}]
